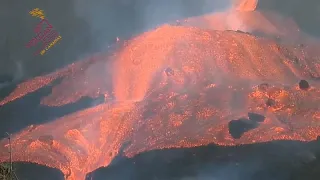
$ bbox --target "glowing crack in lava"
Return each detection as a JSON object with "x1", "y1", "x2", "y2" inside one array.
[{"x1": 0, "y1": 25, "x2": 320, "y2": 179}]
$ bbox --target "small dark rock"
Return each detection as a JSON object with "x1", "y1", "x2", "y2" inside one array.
[
  {"x1": 258, "y1": 83, "x2": 269, "y2": 91},
  {"x1": 236, "y1": 30, "x2": 251, "y2": 35},
  {"x1": 142, "y1": 109, "x2": 155, "y2": 119},
  {"x1": 228, "y1": 118, "x2": 259, "y2": 139},
  {"x1": 299, "y1": 80, "x2": 310, "y2": 90},
  {"x1": 165, "y1": 67, "x2": 174, "y2": 76},
  {"x1": 248, "y1": 112, "x2": 265, "y2": 123},
  {"x1": 38, "y1": 135, "x2": 54, "y2": 145},
  {"x1": 266, "y1": 98, "x2": 276, "y2": 107}
]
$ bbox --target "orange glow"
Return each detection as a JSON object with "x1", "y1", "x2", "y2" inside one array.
[
  {"x1": 1, "y1": 7, "x2": 320, "y2": 180},
  {"x1": 180, "y1": 9, "x2": 302, "y2": 41},
  {"x1": 0, "y1": 54, "x2": 103, "y2": 107},
  {"x1": 233, "y1": 0, "x2": 258, "y2": 11}
]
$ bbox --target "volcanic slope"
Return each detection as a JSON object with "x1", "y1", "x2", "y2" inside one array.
[
  {"x1": 0, "y1": 53, "x2": 109, "y2": 106},
  {"x1": 112, "y1": 25, "x2": 320, "y2": 101},
  {"x1": 180, "y1": 10, "x2": 301, "y2": 41},
  {"x1": 0, "y1": 25, "x2": 320, "y2": 180}
]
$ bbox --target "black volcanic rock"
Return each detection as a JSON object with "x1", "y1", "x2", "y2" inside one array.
[
  {"x1": 248, "y1": 112, "x2": 265, "y2": 123},
  {"x1": 266, "y1": 98, "x2": 276, "y2": 107},
  {"x1": 299, "y1": 80, "x2": 310, "y2": 90},
  {"x1": 165, "y1": 67, "x2": 174, "y2": 76},
  {"x1": 258, "y1": 83, "x2": 269, "y2": 91},
  {"x1": 228, "y1": 118, "x2": 259, "y2": 139}
]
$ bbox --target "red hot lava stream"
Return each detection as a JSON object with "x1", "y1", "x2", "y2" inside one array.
[{"x1": 0, "y1": 13, "x2": 320, "y2": 180}]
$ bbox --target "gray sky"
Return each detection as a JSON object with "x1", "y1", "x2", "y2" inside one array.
[
  {"x1": 1, "y1": 0, "x2": 320, "y2": 84},
  {"x1": 0, "y1": 0, "x2": 231, "y2": 83}
]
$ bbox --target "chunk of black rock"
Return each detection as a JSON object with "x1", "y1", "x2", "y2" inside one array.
[
  {"x1": 258, "y1": 83, "x2": 269, "y2": 91},
  {"x1": 266, "y1": 98, "x2": 275, "y2": 107},
  {"x1": 299, "y1": 80, "x2": 310, "y2": 90},
  {"x1": 38, "y1": 135, "x2": 54, "y2": 145},
  {"x1": 165, "y1": 67, "x2": 174, "y2": 76},
  {"x1": 248, "y1": 112, "x2": 265, "y2": 123},
  {"x1": 228, "y1": 118, "x2": 259, "y2": 139}
]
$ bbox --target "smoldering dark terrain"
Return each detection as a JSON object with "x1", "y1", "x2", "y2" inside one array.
[
  {"x1": 13, "y1": 139, "x2": 320, "y2": 180},
  {"x1": 1, "y1": 0, "x2": 320, "y2": 179}
]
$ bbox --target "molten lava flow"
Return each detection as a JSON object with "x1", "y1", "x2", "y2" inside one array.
[
  {"x1": 0, "y1": 25, "x2": 320, "y2": 180},
  {"x1": 40, "y1": 59, "x2": 113, "y2": 107},
  {"x1": 0, "y1": 54, "x2": 104, "y2": 107},
  {"x1": 0, "y1": 102, "x2": 136, "y2": 180},
  {"x1": 181, "y1": 10, "x2": 301, "y2": 41},
  {"x1": 113, "y1": 25, "x2": 319, "y2": 101},
  {"x1": 233, "y1": 0, "x2": 258, "y2": 11}
]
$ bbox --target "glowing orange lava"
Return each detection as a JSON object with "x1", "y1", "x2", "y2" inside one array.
[
  {"x1": 0, "y1": 54, "x2": 104, "y2": 106},
  {"x1": 1, "y1": 3, "x2": 320, "y2": 179},
  {"x1": 233, "y1": 0, "x2": 258, "y2": 11}
]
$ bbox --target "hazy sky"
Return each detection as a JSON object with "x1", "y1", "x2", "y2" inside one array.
[
  {"x1": 1, "y1": 0, "x2": 320, "y2": 84},
  {"x1": 0, "y1": 0, "x2": 231, "y2": 83}
]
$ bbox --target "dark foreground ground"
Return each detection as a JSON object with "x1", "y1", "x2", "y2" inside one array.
[{"x1": 14, "y1": 138, "x2": 320, "y2": 180}]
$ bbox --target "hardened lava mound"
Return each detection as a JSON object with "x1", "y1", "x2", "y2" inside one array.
[{"x1": 0, "y1": 25, "x2": 320, "y2": 180}]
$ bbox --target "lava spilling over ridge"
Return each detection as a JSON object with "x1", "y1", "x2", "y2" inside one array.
[{"x1": 1, "y1": 4, "x2": 320, "y2": 180}]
